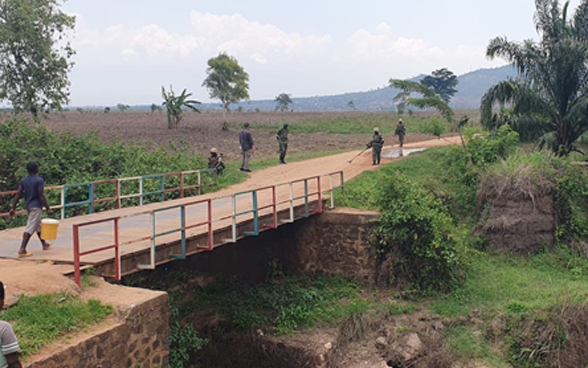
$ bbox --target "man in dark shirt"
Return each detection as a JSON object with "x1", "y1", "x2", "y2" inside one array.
[
  {"x1": 9, "y1": 162, "x2": 54, "y2": 257},
  {"x1": 239, "y1": 123, "x2": 255, "y2": 172}
]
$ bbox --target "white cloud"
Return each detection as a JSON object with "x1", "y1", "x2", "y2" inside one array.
[{"x1": 67, "y1": 11, "x2": 506, "y2": 105}]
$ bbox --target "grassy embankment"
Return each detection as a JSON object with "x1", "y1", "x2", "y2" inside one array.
[
  {"x1": 335, "y1": 139, "x2": 588, "y2": 366},
  {"x1": 0, "y1": 293, "x2": 113, "y2": 360}
]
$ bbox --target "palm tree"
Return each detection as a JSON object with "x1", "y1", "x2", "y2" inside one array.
[
  {"x1": 161, "y1": 86, "x2": 201, "y2": 129},
  {"x1": 481, "y1": 0, "x2": 588, "y2": 156}
]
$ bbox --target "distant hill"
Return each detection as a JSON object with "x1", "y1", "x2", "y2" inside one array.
[
  {"x1": 200, "y1": 65, "x2": 516, "y2": 112},
  {"x1": 112, "y1": 65, "x2": 516, "y2": 112}
]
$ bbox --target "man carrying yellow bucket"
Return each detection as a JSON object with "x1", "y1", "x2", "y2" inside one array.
[{"x1": 9, "y1": 162, "x2": 54, "y2": 258}]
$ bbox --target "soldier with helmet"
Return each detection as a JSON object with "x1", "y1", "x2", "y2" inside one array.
[
  {"x1": 367, "y1": 127, "x2": 385, "y2": 165},
  {"x1": 208, "y1": 148, "x2": 225, "y2": 175}
]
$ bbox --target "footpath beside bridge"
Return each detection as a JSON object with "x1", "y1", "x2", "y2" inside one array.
[{"x1": 0, "y1": 138, "x2": 460, "y2": 286}]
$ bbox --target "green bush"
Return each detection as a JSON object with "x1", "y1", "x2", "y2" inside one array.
[
  {"x1": 556, "y1": 167, "x2": 588, "y2": 241},
  {"x1": 373, "y1": 172, "x2": 465, "y2": 293},
  {"x1": 0, "y1": 117, "x2": 206, "y2": 229}
]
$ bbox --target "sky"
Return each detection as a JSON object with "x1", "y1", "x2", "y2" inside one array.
[{"x1": 59, "y1": 0, "x2": 582, "y2": 106}]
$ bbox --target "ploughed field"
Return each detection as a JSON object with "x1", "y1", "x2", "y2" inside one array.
[{"x1": 38, "y1": 111, "x2": 449, "y2": 160}]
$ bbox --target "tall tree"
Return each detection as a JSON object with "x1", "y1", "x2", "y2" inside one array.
[
  {"x1": 481, "y1": 0, "x2": 588, "y2": 156},
  {"x1": 0, "y1": 0, "x2": 75, "y2": 121},
  {"x1": 202, "y1": 53, "x2": 249, "y2": 112},
  {"x1": 420, "y1": 68, "x2": 458, "y2": 103},
  {"x1": 161, "y1": 86, "x2": 201, "y2": 129},
  {"x1": 275, "y1": 93, "x2": 292, "y2": 112}
]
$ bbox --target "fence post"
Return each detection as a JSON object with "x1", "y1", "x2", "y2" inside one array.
[
  {"x1": 140, "y1": 177, "x2": 144, "y2": 206},
  {"x1": 60, "y1": 187, "x2": 66, "y2": 220},
  {"x1": 207, "y1": 199, "x2": 213, "y2": 250},
  {"x1": 317, "y1": 177, "x2": 322, "y2": 213},
  {"x1": 330, "y1": 175, "x2": 335, "y2": 209},
  {"x1": 180, "y1": 172, "x2": 185, "y2": 198},
  {"x1": 90, "y1": 183, "x2": 95, "y2": 214},
  {"x1": 289, "y1": 183, "x2": 294, "y2": 222},
  {"x1": 114, "y1": 218, "x2": 121, "y2": 281},
  {"x1": 304, "y1": 179, "x2": 309, "y2": 217},
  {"x1": 116, "y1": 180, "x2": 121, "y2": 209},
  {"x1": 73, "y1": 225, "x2": 81, "y2": 287},
  {"x1": 160, "y1": 175, "x2": 165, "y2": 202},
  {"x1": 198, "y1": 171, "x2": 202, "y2": 195},
  {"x1": 272, "y1": 186, "x2": 277, "y2": 228}
]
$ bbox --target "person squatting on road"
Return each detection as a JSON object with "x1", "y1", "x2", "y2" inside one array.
[
  {"x1": 239, "y1": 123, "x2": 255, "y2": 172},
  {"x1": 9, "y1": 162, "x2": 54, "y2": 258},
  {"x1": 0, "y1": 281, "x2": 22, "y2": 368},
  {"x1": 395, "y1": 119, "x2": 406, "y2": 147},
  {"x1": 276, "y1": 124, "x2": 289, "y2": 164},
  {"x1": 367, "y1": 127, "x2": 384, "y2": 165},
  {"x1": 208, "y1": 148, "x2": 225, "y2": 175}
]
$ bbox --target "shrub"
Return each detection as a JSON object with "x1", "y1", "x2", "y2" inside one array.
[{"x1": 373, "y1": 172, "x2": 465, "y2": 293}]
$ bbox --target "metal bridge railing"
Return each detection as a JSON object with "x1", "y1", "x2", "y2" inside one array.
[
  {"x1": 70, "y1": 170, "x2": 344, "y2": 286},
  {"x1": 0, "y1": 168, "x2": 217, "y2": 220}
]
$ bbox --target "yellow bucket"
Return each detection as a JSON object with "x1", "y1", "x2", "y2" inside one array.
[{"x1": 40, "y1": 219, "x2": 60, "y2": 241}]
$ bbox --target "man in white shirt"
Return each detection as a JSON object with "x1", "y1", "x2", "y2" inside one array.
[{"x1": 0, "y1": 282, "x2": 21, "y2": 368}]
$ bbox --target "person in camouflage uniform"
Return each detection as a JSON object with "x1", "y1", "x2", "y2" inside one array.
[
  {"x1": 276, "y1": 124, "x2": 289, "y2": 164},
  {"x1": 368, "y1": 127, "x2": 385, "y2": 165},
  {"x1": 208, "y1": 148, "x2": 225, "y2": 175},
  {"x1": 394, "y1": 119, "x2": 406, "y2": 147}
]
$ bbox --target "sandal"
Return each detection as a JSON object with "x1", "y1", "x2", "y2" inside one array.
[
  {"x1": 18, "y1": 252, "x2": 33, "y2": 258},
  {"x1": 43, "y1": 242, "x2": 52, "y2": 251}
]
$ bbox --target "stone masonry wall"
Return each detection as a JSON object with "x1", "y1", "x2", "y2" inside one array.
[
  {"x1": 27, "y1": 292, "x2": 170, "y2": 368},
  {"x1": 288, "y1": 208, "x2": 381, "y2": 284}
]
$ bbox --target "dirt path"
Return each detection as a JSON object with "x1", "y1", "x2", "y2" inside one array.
[{"x1": 206, "y1": 135, "x2": 462, "y2": 195}]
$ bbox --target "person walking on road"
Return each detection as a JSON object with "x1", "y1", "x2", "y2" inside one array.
[
  {"x1": 276, "y1": 124, "x2": 289, "y2": 164},
  {"x1": 0, "y1": 281, "x2": 23, "y2": 368},
  {"x1": 395, "y1": 119, "x2": 406, "y2": 147},
  {"x1": 239, "y1": 123, "x2": 255, "y2": 172},
  {"x1": 9, "y1": 162, "x2": 54, "y2": 258},
  {"x1": 368, "y1": 127, "x2": 385, "y2": 165}
]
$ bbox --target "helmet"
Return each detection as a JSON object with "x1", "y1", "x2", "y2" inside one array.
[
  {"x1": 399, "y1": 118, "x2": 403, "y2": 123},
  {"x1": 374, "y1": 127, "x2": 379, "y2": 133},
  {"x1": 210, "y1": 148, "x2": 218, "y2": 154}
]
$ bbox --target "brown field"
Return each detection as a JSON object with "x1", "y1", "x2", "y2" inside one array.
[{"x1": 32, "y1": 110, "x2": 458, "y2": 161}]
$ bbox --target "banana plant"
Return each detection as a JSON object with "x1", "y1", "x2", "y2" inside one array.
[{"x1": 161, "y1": 86, "x2": 201, "y2": 129}]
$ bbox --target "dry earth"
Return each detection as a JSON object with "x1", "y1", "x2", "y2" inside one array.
[{"x1": 33, "y1": 111, "x2": 450, "y2": 160}]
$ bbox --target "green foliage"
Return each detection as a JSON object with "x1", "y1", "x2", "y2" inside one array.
[
  {"x1": 0, "y1": 0, "x2": 75, "y2": 119},
  {"x1": 174, "y1": 275, "x2": 366, "y2": 335},
  {"x1": 467, "y1": 125, "x2": 520, "y2": 167},
  {"x1": 248, "y1": 114, "x2": 455, "y2": 136},
  {"x1": 150, "y1": 103, "x2": 162, "y2": 113},
  {"x1": 431, "y1": 248, "x2": 588, "y2": 317},
  {"x1": 0, "y1": 117, "x2": 206, "y2": 229},
  {"x1": 373, "y1": 172, "x2": 465, "y2": 293},
  {"x1": 0, "y1": 293, "x2": 113, "y2": 358},
  {"x1": 116, "y1": 103, "x2": 130, "y2": 112},
  {"x1": 390, "y1": 79, "x2": 454, "y2": 123},
  {"x1": 202, "y1": 53, "x2": 250, "y2": 112},
  {"x1": 555, "y1": 164, "x2": 588, "y2": 240},
  {"x1": 161, "y1": 86, "x2": 201, "y2": 129},
  {"x1": 481, "y1": 0, "x2": 588, "y2": 156},
  {"x1": 275, "y1": 93, "x2": 292, "y2": 112},
  {"x1": 420, "y1": 68, "x2": 459, "y2": 103},
  {"x1": 169, "y1": 321, "x2": 207, "y2": 368}
]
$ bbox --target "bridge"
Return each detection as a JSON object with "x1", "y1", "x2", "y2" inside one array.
[
  {"x1": 0, "y1": 163, "x2": 345, "y2": 286},
  {"x1": 0, "y1": 140, "x2": 455, "y2": 287}
]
